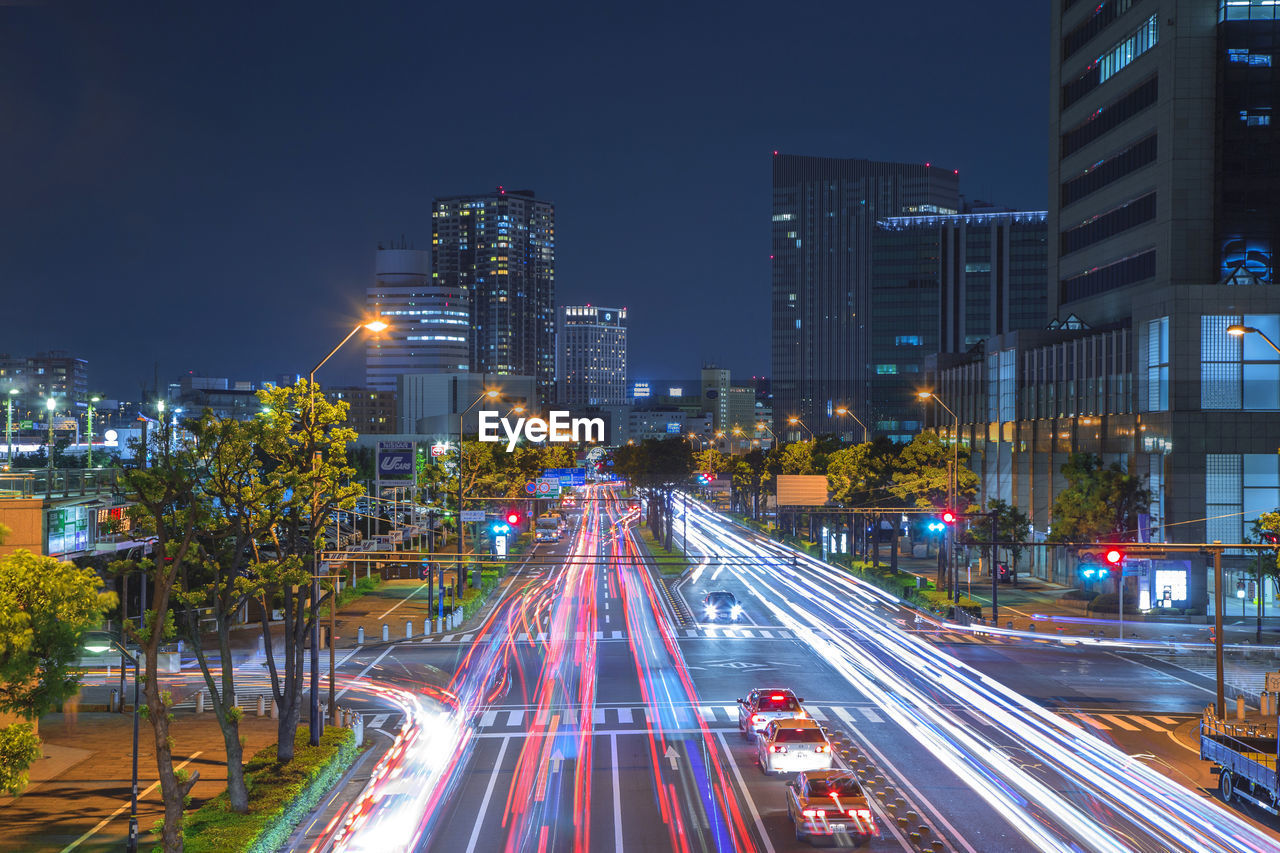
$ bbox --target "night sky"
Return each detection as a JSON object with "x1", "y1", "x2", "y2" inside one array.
[{"x1": 1, "y1": 1, "x2": 1048, "y2": 400}]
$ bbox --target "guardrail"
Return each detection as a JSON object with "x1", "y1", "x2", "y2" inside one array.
[{"x1": 0, "y1": 468, "x2": 121, "y2": 499}]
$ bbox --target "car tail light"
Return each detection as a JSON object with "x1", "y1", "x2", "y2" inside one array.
[
  {"x1": 771, "y1": 744, "x2": 787, "y2": 753},
  {"x1": 814, "y1": 744, "x2": 828, "y2": 753},
  {"x1": 751, "y1": 714, "x2": 762, "y2": 724},
  {"x1": 802, "y1": 808, "x2": 826, "y2": 818},
  {"x1": 852, "y1": 808, "x2": 872, "y2": 821},
  {"x1": 770, "y1": 693, "x2": 785, "y2": 701}
]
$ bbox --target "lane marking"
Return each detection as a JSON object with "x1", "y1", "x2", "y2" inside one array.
[
  {"x1": 1128, "y1": 716, "x2": 1167, "y2": 732},
  {"x1": 611, "y1": 734, "x2": 624, "y2": 853},
  {"x1": 1098, "y1": 714, "x2": 1140, "y2": 731},
  {"x1": 479, "y1": 710, "x2": 497, "y2": 728},
  {"x1": 335, "y1": 646, "x2": 393, "y2": 700},
  {"x1": 60, "y1": 752, "x2": 204, "y2": 852},
  {"x1": 507, "y1": 710, "x2": 524, "y2": 726},
  {"x1": 465, "y1": 736, "x2": 511, "y2": 853},
  {"x1": 715, "y1": 732, "x2": 775, "y2": 853},
  {"x1": 617, "y1": 707, "x2": 633, "y2": 724},
  {"x1": 369, "y1": 713, "x2": 389, "y2": 730},
  {"x1": 859, "y1": 707, "x2": 884, "y2": 723}
]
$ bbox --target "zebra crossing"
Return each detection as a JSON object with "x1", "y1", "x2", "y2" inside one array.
[
  {"x1": 1058, "y1": 710, "x2": 1194, "y2": 733},
  {"x1": 409, "y1": 625, "x2": 1012, "y2": 644},
  {"x1": 467, "y1": 703, "x2": 890, "y2": 732},
  {"x1": 418, "y1": 630, "x2": 632, "y2": 644}
]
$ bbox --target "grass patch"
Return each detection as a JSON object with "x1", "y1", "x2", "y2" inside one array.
[
  {"x1": 183, "y1": 726, "x2": 358, "y2": 853},
  {"x1": 320, "y1": 573, "x2": 382, "y2": 618},
  {"x1": 636, "y1": 525, "x2": 688, "y2": 575}
]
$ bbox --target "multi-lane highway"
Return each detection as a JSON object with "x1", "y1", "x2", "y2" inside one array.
[{"x1": 308, "y1": 487, "x2": 1280, "y2": 852}]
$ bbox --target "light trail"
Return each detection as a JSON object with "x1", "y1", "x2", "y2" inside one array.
[{"x1": 678, "y1": 497, "x2": 1278, "y2": 853}]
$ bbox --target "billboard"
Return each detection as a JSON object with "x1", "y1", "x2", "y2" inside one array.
[
  {"x1": 377, "y1": 441, "x2": 415, "y2": 483},
  {"x1": 775, "y1": 474, "x2": 829, "y2": 506}
]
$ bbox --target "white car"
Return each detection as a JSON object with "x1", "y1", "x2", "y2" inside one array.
[
  {"x1": 756, "y1": 718, "x2": 834, "y2": 776},
  {"x1": 737, "y1": 688, "x2": 806, "y2": 739}
]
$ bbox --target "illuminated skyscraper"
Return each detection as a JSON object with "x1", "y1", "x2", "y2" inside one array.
[
  {"x1": 557, "y1": 306, "x2": 627, "y2": 408},
  {"x1": 365, "y1": 245, "x2": 469, "y2": 392},
  {"x1": 431, "y1": 188, "x2": 556, "y2": 404}
]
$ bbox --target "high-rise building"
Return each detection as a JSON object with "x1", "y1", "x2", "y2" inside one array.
[
  {"x1": 432, "y1": 189, "x2": 556, "y2": 404},
  {"x1": 927, "y1": 1, "x2": 1280, "y2": 612},
  {"x1": 365, "y1": 245, "x2": 470, "y2": 392},
  {"x1": 556, "y1": 305, "x2": 627, "y2": 409},
  {"x1": 872, "y1": 209, "x2": 1048, "y2": 442},
  {"x1": 771, "y1": 154, "x2": 960, "y2": 440},
  {"x1": 0, "y1": 350, "x2": 89, "y2": 416},
  {"x1": 325, "y1": 386, "x2": 398, "y2": 435}
]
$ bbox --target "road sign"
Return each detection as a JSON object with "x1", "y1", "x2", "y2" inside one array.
[
  {"x1": 524, "y1": 480, "x2": 537, "y2": 494},
  {"x1": 543, "y1": 468, "x2": 585, "y2": 485},
  {"x1": 460, "y1": 510, "x2": 485, "y2": 522},
  {"x1": 536, "y1": 479, "x2": 556, "y2": 494}
]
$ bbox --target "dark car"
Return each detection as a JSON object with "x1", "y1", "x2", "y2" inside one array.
[{"x1": 702, "y1": 591, "x2": 743, "y2": 622}]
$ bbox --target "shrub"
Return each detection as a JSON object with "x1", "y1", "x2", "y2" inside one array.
[
  {"x1": 1087, "y1": 592, "x2": 1140, "y2": 614},
  {"x1": 184, "y1": 727, "x2": 358, "y2": 853},
  {"x1": 1060, "y1": 588, "x2": 1095, "y2": 601},
  {"x1": 1183, "y1": 607, "x2": 1204, "y2": 616}
]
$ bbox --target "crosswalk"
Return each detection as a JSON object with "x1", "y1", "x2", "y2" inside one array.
[
  {"x1": 418, "y1": 630, "x2": 632, "y2": 644},
  {"x1": 409, "y1": 625, "x2": 1017, "y2": 644},
  {"x1": 1059, "y1": 711, "x2": 1193, "y2": 733}
]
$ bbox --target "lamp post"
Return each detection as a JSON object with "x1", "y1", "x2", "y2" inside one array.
[
  {"x1": 44, "y1": 396, "x2": 58, "y2": 477},
  {"x1": 1227, "y1": 323, "x2": 1280, "y2": 355},
  {"x1": 834, "y1": 405, "x2": 869, "y2": 443},
  {"x1": 83, "y1": 630, "x2": 140, "y2": 853},
  {"x1": 86, "y1": 396, "x2": 100, "y2": 469},
  {"x1": 306, "y1": 318, "x2": 387, "y2": 744},
  {"x1": 456, "y1": 387, "x2": 501, "y2": 616},
  {"x1": 5, "y1": 388, "x2": 17, "y2": 470},
  {"x1": 755, "y1": 421, "x2": 777, "y2": 449},
  {"x1": 918, "y1": 391, "x2": 961, "y2": 601},
  {"x1": 786, "y1": 416, "x2": 814, "y2": 441},
  {"x1": 687, "y1": 432, "x2": 708, "y2": 450}
]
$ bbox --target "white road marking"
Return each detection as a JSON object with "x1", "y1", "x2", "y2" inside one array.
[
  {"x1": 696, "y1": 706, "x2": 715, "y2": 722},
  {"x1": 1154, "y1": 715, "x2": 1182, "y2": 725},
  {"x1": 832, "y1": 706, "x2": 859, "y2": 729},
  {"x1": 715, "y1": 732, "x2": 775, "y2": 853},
  {"x1": 465, "y1": 736, "x2": 511, "y2": 853},
  {"x1": 594, "y1": 708, "x2": 607, "y2": 725},
  {"x1": 479, "y1": 710, "x2": 497, "y2": 728},
  {"x1": 807, "y1": 706, "x2": 828, "y2": 721},
  {"x1": 59, "y1": 752, "x2": 204, "y2": 852},
  {"x1": 1074, "y1": 714, "x2": 1109, "y2": 731},
  {"x1": 335, "y1": 646, "x2": 393, "y2": 700},
  {"x1": 369, "y1": 713, "x2": 389, "y2": 730},
  {"x1": 859, "y1": 707, "x2": 884, "y2": 723},
  {"x1": 375, "y1": 582, "x2": 427, "y2": 620},
  {"x1": 611, "y1": 734, "x2": 624, "y2": 853},
  {"x1": 617, "y1": 707, "x2": 633, "y2": 724},
  {"x1": 611, "y1": 631, "x2": 623, "y2": 639},
  {"x1": 507, "y1": 710, "x2": 524, "y2": 726},
  {"x1": 1128, "y1": 715, "x2": 1167, "y2": 731},
  {"x1": 1098, "y1": 714, "x2": 1140, "y2": 731}
]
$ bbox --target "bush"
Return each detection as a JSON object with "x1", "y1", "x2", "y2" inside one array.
[
  {"x1": 1060, "y1": 588, "x2": 1095, "y2": 601},
  {"x1": 1087, "y1": 592, "x2": 1140, "y2": 615},
  {"x1": 1183, "y1": 607, "x2": 1204, "y2": 616},
  {"x1": 184, "y1": 727, "x2": 358, "y2": 853},
  {"x1": 1154, "y1": 607, "x2": 1184, "y2": 616}
]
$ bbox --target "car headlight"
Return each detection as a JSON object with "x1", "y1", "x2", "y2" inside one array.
[
  {"x1": 704, "y1": 606, "x2": 718, "y2": 617},
  {"x1": 729, "y1": 604, "x2": 743, "y2": 618}
]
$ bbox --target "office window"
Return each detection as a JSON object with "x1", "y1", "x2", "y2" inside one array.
[
  {"x1": 895, "y1": 335, "x2": 923, "y2": 346},
  {"x1": 1207, "y1": 455, "x2": 1243, "y2": 546},
  {"x1": 1061, "y1": 135, "x2": 1157, "y2": 207},
  {"x1": 1060, "y1": 192, "x2": 1156, "y2": 255},
  {"x1": 1203, "y1": 315, "x2": 1243, "y2": 409},
  {"x1": 1063, "y1": 0, "x2": 1135, "y2": 61},
  {"x1": 1142, "y1": 316, "x2": 1169, "y2": 412},
  {"x1": 1060, "y1": 249, "x2": 1156, "y2": 303},
  {"x1": 1062, "y1": 15, "x2": 1159, "y2": 108}
]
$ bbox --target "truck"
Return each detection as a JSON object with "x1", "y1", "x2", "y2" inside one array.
[
  {"x1": 1199, "y1": 709, "x2": 1279, "y2": 814},
  {"x1": 535, "y1": 514, "x2": 564, "y2": 543}
]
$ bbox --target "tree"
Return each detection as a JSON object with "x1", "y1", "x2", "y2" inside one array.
[
  {"x1": 0, "y1": 530, "x2": 110, "y2": 795},
  {"x1": 965, "y1": 498, "x2": 1032, "y2": 572},
  {"x1": 249, "y1": 381, "x2": 361, "y2": 765},
  {"x1": 615, "y1": 439, "x2": 692, "y2": 548},
  {"x1": 889, "y1": 431, "x2": 979, "y2": 510},
  {"x1": 770, "y1": 440, "x2": 815, "y2": 475},
  {"x1": 694, "y1": 447, "x2": 731, "y2": 476},
  {"x1": 731, "y1": 449, "x2": 771, "y2": 519},
  {"x1": 1047, "y1": 453, "x2": 1150, "y2": 544},
  {"x1": 113, "y1": 421, "x2": 206, "y2": 851}
]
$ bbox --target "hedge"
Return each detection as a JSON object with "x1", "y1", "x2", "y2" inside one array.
[
  {"x1": 182, "y1": 726, "x2": 359, "y2": 853},
  {"x1": 1087, "y1": 592, "x2": 1141, "y2": 615},
  {"x1": 637, "y1": 526, "x2": 688, "y2": 575},
  {"x1": 320, "y1": 574, "x2": 383, "y2": 617}
]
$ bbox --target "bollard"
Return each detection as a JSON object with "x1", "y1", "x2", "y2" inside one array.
[
  {"x1": 1007, "y1": 620, "x2": 1014, "y2": 630},
  {"x1": 1028, "y1": 623, "x2": 1036, "y2": 632},
  {"x1": 909, "y1": 833, "x2": 921, "y2": 847},
  {"x1": 885, "y1": 803, "x2": 898, "y2": 817},
  {"x1": 931, "y1": 843, "x2": 945, "y2": 853},
  {"x1": 383, "y1": 624, "x2": 390, "y2": 643},
  {"x1": 406, "y1": 620, "x2": 413, "y2": 639},
  {"x1": 1237, "y1": 695, "x2": 1246, "y2": 721},
  {"x1": 109, "y1": 688, "x2": 119, "y2": 713},
  {"x1": 884, "y1": 786, "x2": 897, "y2": 800},
  {"x1": 357, "y1": 626, "x2": 365, "y2": 645},
  {"x1": 897, "y1": 817, "x2": 910, "y2": 831},
  {"x1": 906, "y1": 811, "x2": 920, "y2": 824},
  {"x1": 917, "y1": 826, "x2": 932, "y2": 841},
  {"x1": 196, "y1": 690, "x2": 205, "y2": 714},
  {"x1": 257, "y1": 695, "x2": 265, "y2": 717}
]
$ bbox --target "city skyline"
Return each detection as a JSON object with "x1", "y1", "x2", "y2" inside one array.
[{"x1": 1, "y1": 2, "x2": 1049, "y2": 398}]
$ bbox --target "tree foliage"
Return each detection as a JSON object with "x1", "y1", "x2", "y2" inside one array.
[
  {"x1": 0, "y1": 723, "x2": 40, "y2": 795},
  {"x1": 965, "y1": 498, "x2": 1032, "y2": 569},
  {"x1": 1047, "y1": 453, "x2": 1150, "y2": 543},
  {"x1": 890, "y1": 431, "x2": 979, "y2": 509}
]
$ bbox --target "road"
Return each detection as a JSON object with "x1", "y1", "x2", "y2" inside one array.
[{"x1": 306, "y1": 490, "x2": 1280, "y2": 852}]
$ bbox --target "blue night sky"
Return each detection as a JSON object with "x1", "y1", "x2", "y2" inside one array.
[{"x1": 1, "y1": 1, "x2": 1048, "y2": 398}]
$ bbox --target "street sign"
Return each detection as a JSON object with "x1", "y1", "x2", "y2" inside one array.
[
  {"x1": 430, "y1": 442, "x2": 451, "y2": 457},
  {"x1": 543, "y1": 468, "x2": 585, "y2": 485},
  {"x1": 460, "y1": 510, "x2": 485, "y2": 522},
  {"x1": 524, "y1": 480, "x2": 537, "y2": 494},
  {"x1": 536, "y1": 478, "x2": 556, "y2": 494},
  {"x1": 377, "y1": 441, "x2": 415, "y2": 483}
]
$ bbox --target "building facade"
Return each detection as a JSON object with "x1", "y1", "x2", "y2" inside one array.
[
  {"x1": 771, "y1": 153, "x2": 961, "y2": 441},
  {"x1": 432, "y1": 189, "x2": 556, "y2": 405},
  {"x1": 872, "y1": 210, "x2": 1049, "y2": 442},
  {"x1": 930, "y1": 1, "x2": 1280, "y2": 614},
  {"x1": 366, "y1": 245, "x2": 470, "y2": 392},
  {"x1": 556, "y1": 305, "x2": 627, "y2": 409},
  {"x1": 326, "y1": 386, "x2": 398, "y2": 435}
]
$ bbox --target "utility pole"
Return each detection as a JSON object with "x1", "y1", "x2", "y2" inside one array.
[
  {"x1": 1213, "y1": 542, "x2": 1225, "y2": 718},
  {"x1": 989, "y1": 510, "x2": 999, "y2": 624}
]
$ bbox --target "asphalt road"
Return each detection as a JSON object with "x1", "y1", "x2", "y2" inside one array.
[{"x1": 304, "y1": 492, "x2": 1280, "y2": 852}]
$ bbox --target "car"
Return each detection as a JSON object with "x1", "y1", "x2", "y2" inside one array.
[
  {"x1": 756, "y1": 718, "x2": 833, "y2": 776},
  {"x1": 737, "y1": 687, "x2": 806, "y2": 738},
  {"x1": 702, "y1": 590, "x2": 743, "y2": 622},
  {"x1": 785, "y1": 770, "x2": 879, "y2": 846}
]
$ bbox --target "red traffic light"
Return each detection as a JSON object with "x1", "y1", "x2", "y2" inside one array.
[
  {"x1": 1104, "y1": 548, "x2": 1123, "y2": 565},
  {"x1": 941, "y1": 510, "x2": 957, "y2": 525},
  {"x1": 506, "y1": 510, "x2": 521, "y2": 526}
]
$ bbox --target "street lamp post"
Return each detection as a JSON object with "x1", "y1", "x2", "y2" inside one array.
[
  {"x1": 833, "y1": 406, "x2": 869, "y2": 443},
  {"x1": 456, "y1": 387, "x2": 501, "y2": 617},
  {"x1": 87, "y1": 396, "x2": 100, "y2": 469},
  {"x1": 786, "y1": 416, "x2": 814, "y2": 442},
  {"x1": 5, "y1": 388, "x2": 17, "y2": 470},
  {"x1": 755, "y1": 421, "x2": 777, "y2": 450},
  {"x1": 306, "y1": 318, "x2": 387, "y2": 744},
  {"x1": 84, "y1": 631, "x2": 140, "y2": 853},
  {"x1": 918, "y1": 391, "x2": 961, "y2": 601},
  {"x1": 44, "y1": 396, "x2": 57, "y2": 477}
]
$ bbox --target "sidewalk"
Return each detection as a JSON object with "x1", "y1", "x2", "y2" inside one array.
[{"x1": 0, "y1": 712, "x2": 281, "y2": 853}]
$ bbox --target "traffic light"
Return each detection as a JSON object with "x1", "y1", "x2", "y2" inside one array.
[
  {"x1": 941, "y1": 510, "x2": 957, "y2": 525},
  {"x1": 419, "y1": 561, "x2": 434, "y2": 581},
  {"x1": 491, "y1": 520, "x2": 512, "y2": 535},
  {"x1": 1104, "y1": 548, "x2": 1124, "y2": 567},
  {"x1": 1077, "y1": 545, "x2": 1123, "y2": 580},
  {"x1": 505, "y1": 510, "x2": 521, "y2": 526}
]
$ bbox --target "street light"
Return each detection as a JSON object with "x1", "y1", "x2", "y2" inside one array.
[
  {"x1": 687, "y1": 432, "x2": 708, "y2": 450},
  {"x1": 83, "y1": 630, "x2": 140, "y2": 853},
  {"x1": 786, "y1": 416, "x2": 813, "y2": 441},
  {"x1": 5, "y1": 388, "x2": 18, "y2": 471},
  {"x1": 87, "y1": 396, "x2": 101, "y2": 469},
  {"x1": 834, "y1": 405, "x2": 869, "y2": 443},
  {"x1": 918, "y1": 390, "x2": 961, "y2": 600},
  {"x1": 1227, "y1": 323, "x2": 1280, "y2": 356},
  {"x1": 44, "y1": 396, "x2": 57, "y2": 476},
  {"x1": 306, "y1": 317, "x2": 388, "y2": 744}
]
